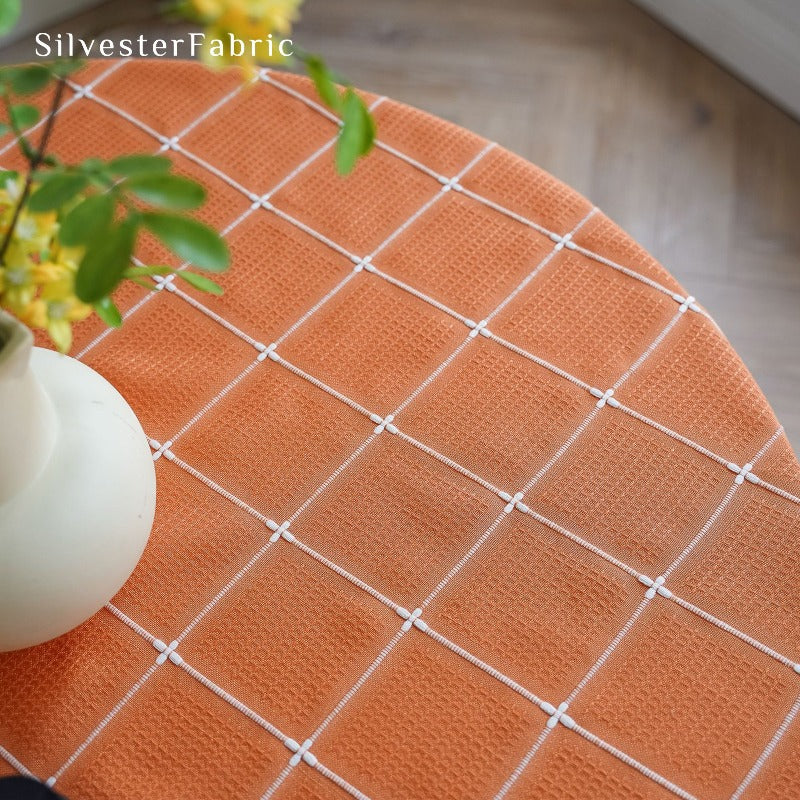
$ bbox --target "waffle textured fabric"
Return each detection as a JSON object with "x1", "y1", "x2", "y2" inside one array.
[{"x1": 1, "y1": 59, "x2": 800, "y2": 800}]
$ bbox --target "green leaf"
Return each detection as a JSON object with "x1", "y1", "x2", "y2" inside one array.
[
  {"x1": 59, "y1": 193, "x2": 114, "y2": 247},
  {"x1": 176, "y1": 270, "x2": 223, "y2": 295},
  {"x1": 126, "y1": 173, "x2": 205, "y2": 210},
  {"x1": 142, "y1": 212, "x2": 229, "y2": 272},
  {"x1": 305, "y1": 55, "x2": 343, "y2": 112},
  {"x1": 10, "y1": 65, "x2": 51, "y2": 96},
  {"x1": 93, "y1": 297, "x2": 122, "y2": 328},
  {"x1": 124, "y1": 264, "x2": 172, "y2": 279},
  {"x1": 79, "y1": 157, "x2": 105, "y2": 173},
  {"x1": 28, "y1": 173, "x2": 88, "y2": 212},
  {"x1": 0, "y1": 122, "x2": 9, "y2": 136},
  {"x1": 0, "y1": 169, "x2": 18, "y2": 186},
  {"x1": 75, "y1": 218, "x2": 137, "y2": 303},
  {"x1": 10, "y1": 103, "x2": 39, "y2": 130},
  {"x1": 108, "y1": 154, "x2": 172, "y2": 178},
  {"x1": 50, "y1": 59, "x2": 84, "y2": 79},
  {"x1": 0, "y1": 0, "x2": 21, "y2": 36},
  {"x1": 336, "y1": 89, "x2": 375, "y2": 175}
]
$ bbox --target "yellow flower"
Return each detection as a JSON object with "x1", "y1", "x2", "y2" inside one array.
[
  {"x1": 191, "y1": 0, "x2": 302, "y2": 71},
  {"x1": 191, "y1": 0, "x2": 300, "y2": 32},
  {"x1": 0, "y1": 176, "x2": 91, "y2": 353}
]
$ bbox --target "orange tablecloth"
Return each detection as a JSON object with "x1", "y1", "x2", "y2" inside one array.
[{"x1": 1, "y1": 60, "x2": 799, "y2": 800}]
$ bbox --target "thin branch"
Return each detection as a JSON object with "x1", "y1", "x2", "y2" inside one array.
[{"x1": 0, "y1": 74, "x2": 68, "y2": 265}]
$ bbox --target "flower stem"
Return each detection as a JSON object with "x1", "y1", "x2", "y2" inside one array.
[{"x1": 0, "y1": 75, "x2": 68, "y2": 265}]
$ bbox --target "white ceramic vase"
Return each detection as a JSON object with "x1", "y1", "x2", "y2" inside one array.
[{"x1": 0, "y1": 310, "x2": 155, "y2": 652}]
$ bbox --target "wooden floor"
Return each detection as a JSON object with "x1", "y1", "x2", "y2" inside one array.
[{"x1": 4, "y1": 0, "x2": 800, "y2": 447}]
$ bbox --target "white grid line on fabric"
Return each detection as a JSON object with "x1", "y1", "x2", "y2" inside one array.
[
  {"x1": 495, "y1": 426, "x2": 788, "y2": 798},
  {"x1": 72, "y1": 67, "x2": 800, "y2": 515},
  {"x1": 73, "y1": 192, "x2": 257, "y2": 361},
  {"x1": 391, "y1": 428, "x2": 509, "y2": 497},
  {"x1": 288, "y1": 433, "x2": 379, "y2": 524},
  {"x1": 425, "y1": 625, "x2": 691, "y2": 798},
  {"x1": 139, "y1": 348, "x2": 799, "y2": 796},
  {"x1": 670, "y1": 595, "x2": 800, "y2": 672},
  {"x1": 259, "y1": 629, "x2": 407, "y2": 800},
  {"x1": 0, "y1": 745, "x2": 34, "y2": 780},
  {"x1": 116, "y1": 254, "x2": 800, "y2": 796},
  {"x1": 47, "y1": 661, "x2": 161, "y2": 786},
  {"x1": 753, "y1": 477, "x2": 800, "y2": 506},
  {"x1": 36, "y1": 187, "x2": 548, "y2": 789},
  {"x1": 4, "y1": 62, "x2": 792, "y2": 800},
  {"x1": 731, "y1": 691, "x2": 800, "y2": 800},
  {"x1": 161, "y1": 281, "x2": 265, "y2": 350},
  {"x1": 66, "y1": 66, "x2": 271, "y2": 361},
  {"x1": 133, "y1": 208, "x2": 610, "y2": 798},
  {"x1": 102, "y1": 551, "x2": 699, "y2": 800},
  {"x1": 663, "y1": 425, "x2": 783, "y2": 580},
  {"x1": 422, "y1": 509, "x2": 510, "y2": 609},
  {"x1": 612, "y1": 309, "x2": 684, "y2": 389},
  {"x1": 289, "y1": 534, "x2": 404, "y2": 613},
  {"x1": 518, "y1": 406, "x2": 600, "y2": 495},
  {"x1": 75, "y1": 79, "x2": 695, "y2": 430},
  {"x1": 572, "y1": 724, "x2": 697, "y2": 800},
  {"x1": 14, "y1": 61, "x2": 783, "y2": 540},
  {"x1": 485, "y1": 206, "x2": 598, "y2": 323},
  {"x1": 14, "y1": 391, "x2": 797, "y2": 799},
  {"x1": 146, "y1": 142, "x2": 497, "y2": 449},
  {"x1": 0, "y1": 60, "x2": 126, "y2": 161},
  {"x1": 566, "y1": 599, "x2": 653, "y2": 706},
  {"x1": 114, "y1": 62, "x2": 800, "y2": 798},
  {"x1": 262, "y1": 69, "x2": 711, "y2": 318},
  {"x1": 313, "y1": 762, "x2": 372, "y2": 800},
  {"x1": 358, "y1": 261, "x2": 476, "y2": 328},
  {"x1": 495, "y1": 723, "x2": 551, "y2": 800},
  {"x1": 86, "y1": 607, "x2": 375, "y2": 800}
]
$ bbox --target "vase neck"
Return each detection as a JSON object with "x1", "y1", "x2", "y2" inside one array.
[{"x1": 0, "y1": 312, "x2": 58, "y2": 504}]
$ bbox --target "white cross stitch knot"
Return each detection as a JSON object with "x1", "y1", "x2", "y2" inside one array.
[
  {"x1": 638, "y1": 574, "x2": 672, "y2": 600},
  {"x1": 727, "y1": 461, "x2": 758, "y2": 485},
  {"x1": 548, "y1": 231, "x2": 576, "y2": 252},
  {"x1": 148, "y1": 439, "x2": 173, "y2": 461},
  {"x1": 672, "y1": 292, "x2": 701, "y2": 313},
  {"x1": 153, "y1": 274, "x2": 176, "y2": 292},
  {"x1": 499, "y1": 491, "x2": 526, "y2": 513},
  {"x1": 541, "y1": 701, "x2": 575, "y2": 729},
  {"x1": 152, "y1": 638, "x2": 182, "y2": 666},
  {"x1": 397, "y1": 606, "x2": 426, "y2": 632},
  {"x1": 467, "y1": 318, "x2": 491, "y2": 339},
  {"x1": 370, "y1": 413, "x2": 398, "y2": 434},
  {"x1": 437, "y1": 175, "x2": 460, "y2": 192},
  {"x1": 589, "y1": 387, "x2": 619, "y2": 409},
  {"x1": 352, "y1": 255, "x2": 376, "y2": 274},
  {"x1": 285, "y1": 737, "x2": 317, "y2": 767},
  {"x1": 158, "y1": 135, "x2": 180, "y2": 152},
  {"x1": 257, "y1": 343, "x2": 279, "y2": 362},
  {"x1": 266, "y1": 520, "x2": 293, "y2": 543}
]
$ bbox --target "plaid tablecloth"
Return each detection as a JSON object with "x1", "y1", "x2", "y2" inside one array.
[{"x1": 1, "y1": 60, "x2": 799, "y2": 800}]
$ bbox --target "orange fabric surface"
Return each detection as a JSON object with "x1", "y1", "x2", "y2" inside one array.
[{"x1": 2, "y1": 60, "x2": 800, "y2": 800}]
